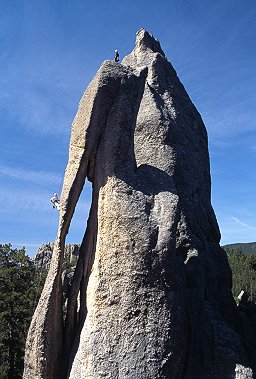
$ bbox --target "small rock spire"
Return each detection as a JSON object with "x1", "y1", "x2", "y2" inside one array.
[{"x1": 135, "y1": 28, "x2": 165, "y2": 56}]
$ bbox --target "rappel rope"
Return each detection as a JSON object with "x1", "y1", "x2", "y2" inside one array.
[
  {"x1": 32, "y1": 169, "x2": 65, "y2": 313},
  {"x1": 32, "y1": 208, "x2": 54, "y2": 314},
  {"x1": 58, "y1": 169, "x2": 65, "y2": 198}
]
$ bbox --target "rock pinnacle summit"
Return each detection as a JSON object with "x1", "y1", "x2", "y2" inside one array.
[{"x1": 24, "y1": 29, "x2": 255, "y2": 379}]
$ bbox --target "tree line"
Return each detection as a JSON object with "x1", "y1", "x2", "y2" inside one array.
[
  {"x1": 0, "y1": 244, "x2": 46, "y2": 379},
  {"x1": 225, "y1": 247, "x2": 256, "y2": 302},
  {"x1": 0, "y1": 244, "x2": 255, "y2": 378}
]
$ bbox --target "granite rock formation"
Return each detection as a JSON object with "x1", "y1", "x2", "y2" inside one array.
[
  {"x1": 23, "y1": 29, "x2": 255, "y2": 379},
  {"x1": 33, "y1": 243, "x2": 79, "y2": 270}
]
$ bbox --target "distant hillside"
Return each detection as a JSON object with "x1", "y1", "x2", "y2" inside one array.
[{"x1": 222, "y1": 242, "x2": 256, "y2": 254}]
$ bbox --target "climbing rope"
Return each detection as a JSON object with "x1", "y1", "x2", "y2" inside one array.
[
  {"x1": 32, "y1": 167, "x2": 66, "y2": 312},
  {"x1": 31, "y1": 207, "x2": 53, "y2": 313},
  {"x1": 58, "y1": 168, "x2": 65, "y2": 199}
]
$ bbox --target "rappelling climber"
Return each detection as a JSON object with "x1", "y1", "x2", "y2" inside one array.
[
  {"x1": 114, "y1": 49, "x2": 119, "y2": 62},
  {"x1": 50, "y1": 193, "x2": 60, "y2": 210}
]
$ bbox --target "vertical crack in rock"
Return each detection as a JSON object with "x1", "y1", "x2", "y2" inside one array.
[{"x1": 24, "y1": 29, "x2": 255, "y2": 379}]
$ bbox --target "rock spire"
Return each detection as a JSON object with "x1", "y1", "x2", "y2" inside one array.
[{"x1": 24, "y1": 29, "x2": 255, "y2": 379}]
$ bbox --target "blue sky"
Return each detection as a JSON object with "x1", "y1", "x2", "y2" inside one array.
[{"x1": 0, "y1": 0, "x2": 255, "y2": 256}]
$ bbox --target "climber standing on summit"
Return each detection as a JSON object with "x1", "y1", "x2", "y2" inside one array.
[{"x1": 114, "y1": 49, "x2": 119, "y2": 62}]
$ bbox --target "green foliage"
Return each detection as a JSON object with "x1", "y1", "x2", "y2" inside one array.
[
  {"x1": 223, "y1": 242, "x2": 256, "y2": 254},
  {"x1": 225, "y1": 247, "x2": 256, "y2": 302},
  {"x1": 0, "y1": 244, "x2": 45, "y2": 379},
  {"x1": 62, "y1": 257, "x2": 77, "y2": 272}
]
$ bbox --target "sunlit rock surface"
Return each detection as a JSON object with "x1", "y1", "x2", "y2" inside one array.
[{"x1": 23, "y1": 29, "x2": 255, "y2": 379}]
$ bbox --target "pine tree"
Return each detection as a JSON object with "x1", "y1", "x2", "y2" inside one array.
[
  {"x1": 0, "y1": 244, "x2": 45, "y2": 379},
  {"x1": 226, "y1": 247, "x2": 256, "y2": 302}
]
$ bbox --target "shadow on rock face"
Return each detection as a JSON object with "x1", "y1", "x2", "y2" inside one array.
[{"x1": 118, "y1": 163, "x2": 177, "y2": 197}]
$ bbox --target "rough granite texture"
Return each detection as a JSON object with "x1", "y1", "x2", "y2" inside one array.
[
  {"x1": 33, "y1": 243, "x2": 79, "y2": 269},
  {"x1": 23, "y1": 29, "x2": 255, "y2": 379}
]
